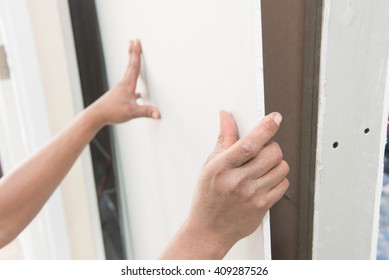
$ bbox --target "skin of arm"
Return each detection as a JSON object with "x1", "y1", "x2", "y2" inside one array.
[
  {"x1": 160, "y1": 111, "x2": 289, "y2": 259},
  {"x1": 0, "y1": 40, "x2": 160, "y2": 248}
]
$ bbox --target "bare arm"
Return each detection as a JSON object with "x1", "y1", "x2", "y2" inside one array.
[
  {"x1": 160, "y1": 111, "x2": 289, "y2": 259},
  {"x1": 0, "y1": 40, "x2": 159, "y2": 248}
]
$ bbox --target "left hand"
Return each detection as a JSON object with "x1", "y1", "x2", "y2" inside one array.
[{"x1": 90, "y1": 39, "x2": 161, "y2": 126}]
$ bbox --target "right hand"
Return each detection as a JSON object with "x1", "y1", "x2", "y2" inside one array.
[{"x1": 185, "y1": 111, "x2": 289, "y2": 252}]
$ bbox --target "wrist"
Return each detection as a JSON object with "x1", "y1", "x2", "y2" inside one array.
[
  {"x1": 81, "y1": 104, "x2": 107, "y2": 132},
  {"x1": 184, "y1": 221, "x2": 234, "y2": 260},
  {"x1": 187, "y1": 219, "x2": 236, "y2": 256},
  {"x1": 163, "y1": 218, "x2": 235, "y2": 260}
]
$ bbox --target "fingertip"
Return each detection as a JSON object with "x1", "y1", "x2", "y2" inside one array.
[
  {"x1": 268, "y1": 112, "x2": 282, "y2": 127},
  {"x1": 219, "y1": 110, "x2": 228, "y2": 124},
  {"x1": 134, "y1": 39, "x2": 141, "y2": 53},
  {"x1": 152, "y1": 111, "x2": 161, "y2": 120},
  {"x1": 218, "y1": 109, "x2": 238, "y2": 148},
  {"x1": 129, "y1": 40, "x2": 134, "y2": 53},
  {"x1": 273, "y1": 112, "x2": 282, "y2": 126},
  {"x1": 219, "y1": 109, "x2": 233, "y2": 119}
]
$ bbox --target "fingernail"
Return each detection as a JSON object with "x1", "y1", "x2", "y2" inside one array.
[
  {"x1": 273, "y1": 112, "x2": 282, "y2": 126},
  {"x1": 152, "y1": 111, "x2": 159, "y2": 119}
]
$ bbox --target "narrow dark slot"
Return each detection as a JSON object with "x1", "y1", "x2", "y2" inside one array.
[{"x1": 68, "y1": 0, "x2": 125, "y2": 259}]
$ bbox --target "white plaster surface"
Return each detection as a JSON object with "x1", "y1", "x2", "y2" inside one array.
[
  {"x1": 313, "y1": 0, "x2": 389, "y2": 259},
  {"x1": 95, "y1": 0, "x2": 266, "y2": 259}
]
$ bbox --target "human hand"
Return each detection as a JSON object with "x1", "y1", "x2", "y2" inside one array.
[
  {"x1": 184, "y1": 111, "x2": 289, "y2": 257},
  {"x1": 89, "y1": 39, "x2": 161, "y2": 126}
]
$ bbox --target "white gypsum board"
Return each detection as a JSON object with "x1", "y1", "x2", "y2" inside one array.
[
  {"x1": 95, "y1": 0, "x2": 267, "y2": 259},
  {"x1": 313, "y1": 0, "x2": 389, "y2": 259}
]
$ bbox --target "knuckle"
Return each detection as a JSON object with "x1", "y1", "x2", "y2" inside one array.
[
  {"x1": 234, "y1": 172, "x2": 248, "y2": 188},
  {"x1": 245, "y1": 181, "x2": 261, "y2": 198},
  {"x1": 284, "y1": 178, "x2": 290, "y2": 188},
  {"x1": 275, "y1": 179, "x2": 290, "y2": 200},
  {"x1": 280, "y1": 160, "x2": 290, "y2": 176},
  {"x1": 270, "y1": 142, "x2": 283, "y2": 162},
  {"x1": 281, "y1": 178, "x2": 290, "y2": 193},
  {"x1": 211, "y1": 164, "x2": 228, "y2": 182},
  {"x1": 213, "y1": 167, "x2": 225, "y2": 179},
  {"x1": 277, "y1": 182, "x2": 290, "y2": 199},
  {"x1": 240, "y1": 142, "x2": 255, "y2": 158},
  {"x1": 222, "y1": 153, "x2": 238, "y2": 168},
  {"x1": 254, "y1": 197, "x2": 270, "y2": 210},
  {"x1": 219, "y1": 170, "x2": 249, "y2": 196},
  {"x1": 223, "y1": 173, "x2": 245, "y2": 196},
  {"x1": 261, "y1": 119, "x2": 277, "y2": 136},
  {"x1": 222, "y1": 153, "x2": 237, "y2": 168},
  {"x1": 216, "y1": 135, "x2": 224, "y2": 148}
]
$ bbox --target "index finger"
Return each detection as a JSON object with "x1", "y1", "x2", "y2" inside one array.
[
  {"x1": 223, "y1": 112, "x2": 282, "y2": 167},
  {"x1": 125, "y1": 39, "x2": 142, "y2": 89}
]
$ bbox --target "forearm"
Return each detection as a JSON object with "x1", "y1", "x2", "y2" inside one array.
[
  {"x1": 0, "y1": 105, "x2": 103, "y2": 247},
  {"x1": 159, "y1": 219, "x2": 233, "y2": 260},
  {"x1": 0, "y1": 40, "x2": 159, "y2": 248}
]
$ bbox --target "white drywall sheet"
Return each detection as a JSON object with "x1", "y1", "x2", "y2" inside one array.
[
  {"x1": 314, "y1": 0, "x2": 389, "y2": 259},
  {"x1": 95, "y1": 0, "x2": 267, "y2": 259}
]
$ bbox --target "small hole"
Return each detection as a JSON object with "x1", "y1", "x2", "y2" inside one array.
[
  {"x1": 333, "y1": 142, "x2": 339, "y2": 149},
  {"x1": 364, "y1": 128, "x2": 370, "y2": 134}
]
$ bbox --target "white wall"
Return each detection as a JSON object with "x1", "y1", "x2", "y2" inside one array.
[{"x1": 95, "y1": 0, "x2": 268, "y2": 259}]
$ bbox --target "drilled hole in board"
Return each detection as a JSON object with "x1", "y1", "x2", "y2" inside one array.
[
  {"x1": 364, "y1": 128, "x2": 370, "y2": 134},
  {"x1": 333, "y1": 142, "x2": 339, "y2": 149}
]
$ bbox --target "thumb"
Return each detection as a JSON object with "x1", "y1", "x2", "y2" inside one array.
[
  {"x1": 133, "y1": 105, "x2": 161, "y2": 120},
  {"x1": 214, "y1": 110, "x2": 238, "y2": 154}
]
